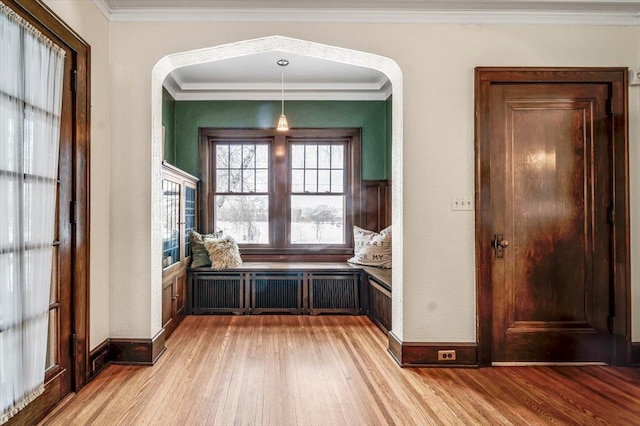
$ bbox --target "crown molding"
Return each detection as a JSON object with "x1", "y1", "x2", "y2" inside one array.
[
  {"x1": 178, "y1": 82, "x2": 385, "y2": 91},
  {"x1": 381, "y1": 80, "x2": 393, "y2": 99},
  {"x1": 91, "y1": 2, "x2": 640, "y2": 25},
  {"x1": 164, "y1": 72, "x2": 391, "y2": 101},
  {"x1": 92, "y1": 0, "x2": 113, "y2": 19},
  {"x1": 174, "y1": 93, "x2": 391, "y2": 101},
  {"x1": 163, "y1": 88, "x2": 391, "y2": 101},
  {"x1": 162, "y1": 74, "x2": 179, "y2": 99}
]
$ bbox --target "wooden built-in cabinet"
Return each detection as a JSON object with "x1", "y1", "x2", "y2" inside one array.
[
  {"x1": 187, "y1": 263, "x2": 362, "y2": 316},
  {"x1": 363, "y1": 267, "x2": 392, "y2": 334},
  {"x1": 187, "y1": 263, "x2": 393, "y2": 334},
  {"x1": 162, "y1": 162, "x2": 198, "y2": 338}
]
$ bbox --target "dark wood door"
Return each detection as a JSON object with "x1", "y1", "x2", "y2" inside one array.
[
  {"x1": 46, "y1": 37, "x2": 76, "y2": 404},
  {"x1": 7, "y1": 29, "x2": 75, "y2": 426},
  {"x1": 476, "y1": 68, "x2": 630, "y2": 365},
  {"x1": 5, "y1": 0, "x2": 90, "y2": 424}
]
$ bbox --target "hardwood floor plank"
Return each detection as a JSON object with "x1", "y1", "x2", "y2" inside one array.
[{"x1": 42, "y1": 316, "x2": 640, "y2": 426}]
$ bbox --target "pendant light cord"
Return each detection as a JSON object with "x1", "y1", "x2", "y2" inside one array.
[{"x1": 281, "y1": 66, "x2": 285, "y2": 115}]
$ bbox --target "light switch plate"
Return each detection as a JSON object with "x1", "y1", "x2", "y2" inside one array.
[{"x1": 451, "y1": 196, "x2": 473, "y2": 211}]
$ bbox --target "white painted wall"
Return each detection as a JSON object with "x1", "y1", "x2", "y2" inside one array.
[
  {"x1": 109, "y1": 22, "x2": 640, "y2": 342},
  {"x1": 42, "y1": 0, "x2": 640, "y2": 347},
  {"x1": 42, "y1": 0, "x2": 111, "y2": 349}
]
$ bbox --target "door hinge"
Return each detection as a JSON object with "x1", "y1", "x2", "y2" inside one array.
[
  {"x1": 606, "y1": 98, "x2": 614, "y2": 116},
  {"x1": 608, "y1": 316, "x2": 615, "y2": 333},
  {"x1": 608, "y1": 207, "x2": 615, "y2": 225},
  {"x1": 70, "y1": 200, "x2": 78, "y2": 224},
  {"x1": 70, "y1": 333, "x2": 77, "y2": 358},
  {"x1": 72, "y1": 69, "x2": 78, "y2": 93}
]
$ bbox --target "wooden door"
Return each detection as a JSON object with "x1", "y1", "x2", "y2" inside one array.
[
  {"x1": 46, "y1": 36, "x2": 76, "y2": 406},
  {"x1": 475, "y1": 68, "x2": 630, "y2": 365},
  {"x1": 5, "y1": 0, "x2": 90, "y2": 424}
]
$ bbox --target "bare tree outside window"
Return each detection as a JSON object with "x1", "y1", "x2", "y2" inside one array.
[
  {"x1": 290, "y1": 143, "x2": 346, "y2": 244},
  {"x1": 214, "y1": 143, "x2": 269, "y2": 244},
  {"x1": 203, "y1": 128, "x2": 360, "y2": 256}
]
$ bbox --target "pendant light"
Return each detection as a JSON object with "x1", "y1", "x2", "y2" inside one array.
[{"x1": 276, "y1": 59, "x2": 289, "y2": 131}]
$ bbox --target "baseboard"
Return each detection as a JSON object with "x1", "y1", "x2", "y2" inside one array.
[
  {"x1": 388, "y1": 332, "x2": 478, "y2": 367},
  {"x1": 631, "y1": 343, "x2": 640, "y2": 366},
  {"x1": 89, "y1": 339, "x2": 111, "y2": 379},
  {"x1": 110, "y1": 329, "x2": 166, "y2": 365}
]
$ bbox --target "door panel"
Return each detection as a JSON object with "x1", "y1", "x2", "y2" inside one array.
[{"x1": 484, "y1": 79, "x2": 613, "y2": 363}]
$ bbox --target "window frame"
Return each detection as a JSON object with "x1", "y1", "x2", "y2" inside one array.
[
  {"x1": 212, "y1": 139, "x2": 273, "y2": 247},
  {"x1": 286, "y1": 138, "x2": 351, "y2": 249},
  {"x1": 199, "y1": 128, "x2": 362, "y2": 261}
]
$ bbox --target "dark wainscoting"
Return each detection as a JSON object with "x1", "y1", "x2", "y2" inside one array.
[
  {"x1": 362, "y1": 180, "x2": 391, "y2": 232},
  {"x1": 89, "y1": 330, "x2": 166, "y2": 376},
  {"x1": 388, "y1": 332, "x2": 478, "y2": 367},
  {"x1": 631, "y1": 343, "x2": 640, "y2": 367},
  {"x1": 89, "y1": 340, "x2": 110, "y2": 379},
  {"x1": 110, "y1": 329, "x2": 166, "y2": 365}
]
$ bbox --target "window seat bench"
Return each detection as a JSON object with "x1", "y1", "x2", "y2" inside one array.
[
  {"x1": 361, "y1": 266, "x2": 392, "y2": 334},
  {"x1": 187, "y1": 262, "x2": 392, "y2": 332}
]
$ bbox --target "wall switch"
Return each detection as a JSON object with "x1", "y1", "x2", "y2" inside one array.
[{"x1": 451, "y1": 196, "x2": 473, "y2": 211}]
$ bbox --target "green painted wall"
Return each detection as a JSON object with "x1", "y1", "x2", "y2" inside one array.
[
  {"x1": 162, "y1": 88, "x2": 176, "y2": 164},
  {"x1": 386, "y1": 96, "x2": 392, "y2": 179},
  {"x1": 173, "y1": 100, "x2": 390, "y2": 180}
]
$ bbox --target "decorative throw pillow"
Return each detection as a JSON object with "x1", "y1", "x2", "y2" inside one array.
[
  {"x1": 204, "y1": 236, "x2": 243, "y2": 270},
  {"x1": 190, "y1": 230, "x2": 223, "y2": 268},
  {"x1": 348, "y1": 225, "x2": 392, "y2": 268}
]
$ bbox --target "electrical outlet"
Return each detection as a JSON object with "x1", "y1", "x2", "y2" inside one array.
[
  {"x1": 437, "y1": 349, "x2": 456, "y2": 361},
  {"x1": 451, "y1": 196, "x2": 473, "y2": 211}
]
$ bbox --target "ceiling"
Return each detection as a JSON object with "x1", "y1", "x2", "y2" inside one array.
[
  {"x1": 107, "y1": 0, "x2": 639, "y2": 100},
  {"x1": 164, "y1": 51, "x2": 390, "y2": 101}
]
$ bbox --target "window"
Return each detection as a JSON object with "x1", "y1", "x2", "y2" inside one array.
[
  {"x1": 200, "y1": 128, "x2": 362, "y2": 260},
  {"x1": 290, "y1": 143, "x2": 346, "y2": 244},
  {"x1": 213, "y1": 143, "x2": 270, "y2": 244}
]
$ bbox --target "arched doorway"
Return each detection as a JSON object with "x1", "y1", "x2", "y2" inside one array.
[{"x1": 150, "y1": 35, "x2": 405, "y2": 341}]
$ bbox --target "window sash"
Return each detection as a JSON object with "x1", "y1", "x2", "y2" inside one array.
[{"x1": 201, "y1": 129, "x2": 360, "y2": 257}]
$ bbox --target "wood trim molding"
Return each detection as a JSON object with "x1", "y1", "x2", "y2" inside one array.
[
  {"x1": 88, "y1": 331, "x2": 168, "y2": 379},
  {"x1": 474, "y1": 67, "x2": 631, "y2": 366},
  {"x1": 109, "y1": 329, "x2": 166, "y2": 366},
  {"x1": 1, "y1": 3, "x2": 90, "y2": 424},
  {"x1": 89, "y1": 340, "x2": 110, "y2": 379},
  {"x1": 631, "y1": 343, "x2": 640, "y2": 367},
  {"x1": 362, "y1": 180, "x2": 391, "y2": 233},
  {"x1": 388, "y1": 332, "x2": 478, "y2": 367},
  {"x1": 198, "y1": 127, "x2": 362, "y2": 261}
]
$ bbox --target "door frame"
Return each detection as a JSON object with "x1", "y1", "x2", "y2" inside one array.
[
  {"x1": 474, "y1": 67, "x2": 630, "y2": 366},
  {"x1": 4, "y1": 0, "x2": 90, "y2": 420}
]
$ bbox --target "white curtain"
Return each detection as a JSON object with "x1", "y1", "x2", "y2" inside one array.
[{"x1": 0, "y1": 2, "x2": 65, "y2": 423}]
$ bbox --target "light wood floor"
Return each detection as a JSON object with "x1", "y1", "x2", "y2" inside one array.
[{"x1": 44, "y1": 316, "x2": 640, "y2": 425}]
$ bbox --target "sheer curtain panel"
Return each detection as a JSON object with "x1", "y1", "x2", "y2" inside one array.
[{"x1": 0, "y1": 2, "x2": 65, "y2": 423}]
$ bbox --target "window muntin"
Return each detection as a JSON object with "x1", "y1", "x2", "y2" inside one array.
[
  {"x1": 213, "y1": 143, "x2": 270, "y2": 244},
  {"x1": 184, "y1": 186, "x2": 196, "y2": 257},
  {"x1": 201, "y1": 129, "x2": 360, "y2": 258}
]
